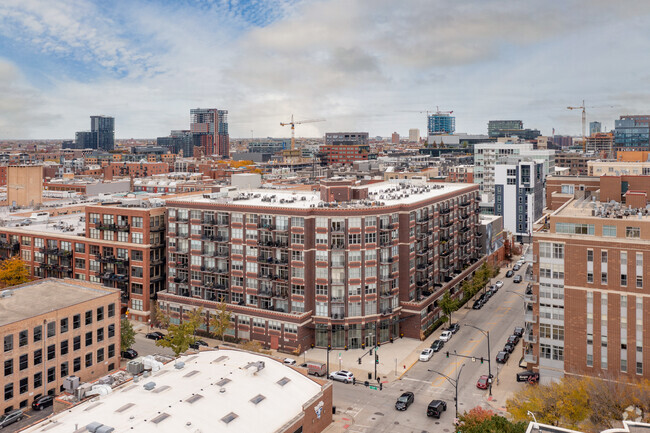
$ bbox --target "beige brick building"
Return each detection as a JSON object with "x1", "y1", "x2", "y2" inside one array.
[{"x1": 0, "y1": 279, "x2": 120, "y2": 414}]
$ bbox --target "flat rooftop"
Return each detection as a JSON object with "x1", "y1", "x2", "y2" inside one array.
[
  {"x1": 171, "y1": 180, "x2": 474, "y2": 209},
  {"x1": 555, "y1": 197, "x2": 650, "y2": 220},
  {"x1": 23, "y1": 350, "x2": 325, "y2": 433},
  {"x1": 0, "y1": 279, "x2": 116, "y2": 327}
]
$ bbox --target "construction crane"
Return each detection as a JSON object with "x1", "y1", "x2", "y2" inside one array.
[
  {"x1": 567, "y1": 100, "x2": 586, "y2": 139},
  {"x1": 280, "y1": 115, "x2": 325, "y2": 150}
]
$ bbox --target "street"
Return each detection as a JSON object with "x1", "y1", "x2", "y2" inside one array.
[{"x1": 328, "y1": 261, "x2": 529, "y2": 432}]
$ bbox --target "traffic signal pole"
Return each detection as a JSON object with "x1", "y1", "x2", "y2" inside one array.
[{"x1": 464, "y1": 324, "x2": 493, "y2": 396}]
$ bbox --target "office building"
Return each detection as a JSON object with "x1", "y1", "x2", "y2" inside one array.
[
  {"x1": 488, "y1": 120, "x2": 523, "y2": 138},
  {"x1": 428, "y1": 113, "x2": 455, "y2": 135},
  {"x1": 588, "y1": 161, "x2": 650, "y2": 177},
  {"x1": 90, "y1": 116, "x2": 115, "y2": 151},
  {"x1": 614, "y1": 115, "x2": 650, "y2": 151},
  {"x1": 528, "y1": 179, "x2": 650, "y2": 384},
  {"x1": 391, "y1": 132, "x2": 400, "y2": 144},
  {"x1": 0, "y1": 279, "x2": 120, "y2": 414},
  {"x1": 74, "y1": 131, "x2": 95, "y2": 149},
  {"x1": 589, "y1": 121, "x2": 602, "y2": 136},
  {"x1": 409, "y1": 129, "x2": 420, "y2": 143},
  {"x1": 554, "y1": 152, "x2": 596, "y2": 176},
  {"x1": 0, "y1": 201, "x2": 166, "y2": 322},
  {"x1": 190, "y1": 108, "x2": 229, "y2": 158},
  {"x1": 321, "y1": 133, "x2": 371, "y2": 165},
  {"x1": 494, "y1": 159, "x2": 545, "y2": 241},
  {"x1": 553, "y1": 135, "x2": 574, "y2": 149},
  {"x1": 325, "y1": 132, "x2": 369, "y2": 146},
  {"x1": 585, "y1": 133, "x2": 615, "y2": 158},
  {"x1": 20, "y1": 350, "x2": 333, "y2": 433},
  {"x1": 158, "y1": 179, "x2": 483, "y2": 352},
  {"x1": 248, "y1": 140, "x2": 288, "y2": 154},
  {"x1": 157, "y1": 130, "x2": 193, "y2": 156}
]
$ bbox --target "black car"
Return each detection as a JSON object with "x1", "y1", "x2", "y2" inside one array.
[
  {"x1": 145, "y1": 331, "x2": 165, "y2": 340},
  {"x1": 190, "y1": 340, "x2": 209, "y2": 350},
  {"x1": 430, "y1": 339, "x2": 445, "y2": 352},
  {"x1": 446, "y1": 323, "x2": 460, "y2": 334},
  {"x1": 121, "y1": 348, "x2": 138, "y2": 359},
  {"x1": 506, "y1": 270, "x2": 514, "y2": 278},
  {"x1": 496, "y1": 351, "x2": 509, "y2": 363},
  {"x1": 513, "y1": 327, "x2": 524, "y2": 338},
  {"x1": 472, "y1": 299, "x2": 483, "y2": 309},
  {"x1": 427, "y1": 400, "x2": 447, "y2": 418},
  {"x1": 516, "y1": 370, "x2": 540, "y2": 382},
  {"x1": 513, "y1": 264, "x2": 521, "y2": 271},
  {"x1": 507, "y1": 335, "x2": 520, "y2": 345},
  {"x1": 32, "y1": 395, "x2": 55, "y2": 411},
  {"x1": 513, "y1": 275, "x2": 523, "y2": 283},
  {"x1": 395, "y1": 392, "x2": 415, "y2": 411},
  {"x1": 503, "y1": 342, "x2": 515, "y2": 354}
]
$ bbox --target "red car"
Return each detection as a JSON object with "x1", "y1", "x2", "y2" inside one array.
[{"x1": 476, "y1": 375, "x2": 489, "y2": 390}]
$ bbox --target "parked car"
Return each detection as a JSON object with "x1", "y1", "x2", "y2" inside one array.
[
  {"x1": 439, "y1": 330, "x2": 453, "y2": 342},
  {"x1": 189, "y1": 340, "x2": 208, "y2": 350},
  {"x1": 430, "y1": 339, "x2": 444, "y2": 352},
  {"x1": 506, "y1": 270, "x2": 514, "y2": 278},
  {"x1": 503, "y1": 342, "x2": 515, "y2": 354},
  {"x1": 495, "y1": 280, "x2": 504, "y2": 288},
  {"x1": 513, "y1": 275, "x2": 523, "y2": 283},
  {"x1": 395, "y1": 392, "x2": 415, "y2": 411},
  {"x1": 427, "y1": 400, "x2": 447, "y2": 418},
  {"x1": 496, "y1": 351, "x2": 509, "y2": 363},
  {"x1": 446, "y1": 323, "x2": 460, "y2": 334},
  {"x1": 145, "y1": 331, "x2": 165, "y2": 340},
  {"x1": 0, "y1": 409, "x2": 23, "y2": 428},
  {"x1": 420, "y1": 348, "x2": 434, "y2": 362},
  {"x1": 516, "y1": 370, "x2": 540, "y2": 383},
  {"x1": 121, "y1": 348, "x2": 138, "y2": 359},
  {"x1": 283, "y1": 358, "x2": 297, "y2": 365},
  {"x1": 513, "y1": 264, "x2": 521, "y2": 271},
  {"x1": 513, "y1": 327, "x2": 525, "y2": 338},
  {"x1": 32, "y1": 395, "x2": 55, "y2": 411},
  {"x1": 484, "y1": 287, "x2": 495, "y2": 298},
  {"x1": 299, "y1": 361, "x2": 327, "y2": 377},
  {"x1": 472, "y1": 299, "x2": 483, "y2": 310},
  {"x1": 476, "y1": 375, "x2": 490, "y2": 390},
  {"x1": 507, "y1": 335, "x2": 520, "y2": 345},
  {"x1": 329, "y1": 370, "x2": 355, "y2": 383}
]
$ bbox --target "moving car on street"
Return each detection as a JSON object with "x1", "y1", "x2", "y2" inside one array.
[
  {"x1": 395, "y1": 392, "x2": 415, "y2": 411},
  {"x1": 427, "y1": 400, "x2": 447, "y2": 418},
  {"x1": 476, "y1": 375, "x2": 490, "y2": 390},
  {"x1": 329, "y1": 370, "x2": 355, "y2": 384},
  {"x1": 145, "y1": 331, "x2": 165, "y2": 340},
  {"x1": 506, "y1": 270, "x2": 514, "y2": 278}
]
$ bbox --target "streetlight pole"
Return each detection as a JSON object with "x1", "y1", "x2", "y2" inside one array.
[
  {"x1": 429, "y1": 363, "x2": 465, "y2": 419},
  {"x1": 464, "y1": 324, "x2": 492, "y2": 396}
]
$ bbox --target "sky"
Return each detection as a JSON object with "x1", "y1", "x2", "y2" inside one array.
[{"x1": 1, "y1": 0, "x2": 650, "y2": 140}]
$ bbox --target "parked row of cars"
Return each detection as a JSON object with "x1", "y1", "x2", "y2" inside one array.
[
  {"x1": 420, "y1": 322, "x2": 461, "y2": 361},
  {"x1": 472, "y1": 280, "x2": 503, "y2": 309},
  {"x1": 0, "y1": 395, "x2": 55, "y2": 429},
  {"x1": 495, "y1": 327, "x2": 524, "y2": 364}
]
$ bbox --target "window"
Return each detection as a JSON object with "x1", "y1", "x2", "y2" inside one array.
[
  {"x1": 97, "y1": 348, "x2": 105, "y2": 363},
  {"x1": 603, "y1": 225, "x2": 617, "y2": 237},
  {"x1": 97, "y1": 307, "x2": 104, "y2": 321},
  {"x1": 132, "y1": 217, "x2": 143, "y2": 228},
  {"x1": 19, "y1": 354, "x2": 28, "y2": 370},
  {"x1": 108, "y1": 303, "x2": 115, "y2": 317},
  {"x1": 61, "y1": 362, "x2": 69, "y2": 378},
  {"x1": 73, "y1": 315, "x2": 81, "y2": 329},
  {"x1": 4, "y1": 334, "x2": 13, "y2": 352},
  {"x1": 18, "y1": 330, "x2": 28, "y2": 347},
  {"x1": 47, "y1": 344, "x2": 55, "y2": 360},
  {"x1": 61, "y1": 340, "x2": 69, "y2": 356},
  {"x1": 108, "y1": 324, "x2": 115, "y2": 338},
  {"x1": 73, "y1": 358, "x2": 81, "y2": 373},
  {"x1": 5, "y1": 383, "x2": 13, "y2": 401},
  {"x1": 4, "y1": 359, "x2": 12, "y2": 376},
  {"x1": 626, "y1": 227, "x2": 641, "y2": 238},
  {"x1": 85, "y1": 310, "x2": 92, "y2": 325},
  {"x1": 85, "y1": 332, "x2": 93, "y2": 347},
  {"x1": 132, "y1": 233, "x2": 143, "y2": 244},
  {"x1": 108, "y1": 344, "x2": 115, "y2": 358},
  {"x1": 47, "y1": 322, "x2": 56, "y2": 338},
  {"x1": 33, "y1": 325, "x2": 42, "y2": 343},
  {"x1": 73, "y1": 336, "x2": 81, "y2": 351},
  {"x1": 60, "y1": 318, "x2": 68, "y2": 334},
  {"x1": 47, "y1": 367, "x2": 56, "y2": 383},
  {"x1": 34, "y1": 349, "x2": 42, "y2": 366},
  {"x1": 97, "y1": 328, "x2": 104, "y2": 343},
  {"x1": 85, "y1": 353, "x2": 93, "y2": 368},
  {"x1": 19, "y1": 378, "x2": 28, "y2": 394}
]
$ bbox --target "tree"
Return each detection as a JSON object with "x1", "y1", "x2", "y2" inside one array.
[
  {"x1": 150, "y1": 300, "x2": 169, "y2": 329},
  {"x1": 186, "y1": 307, "x2": 205, "y2": 343},
  {"x1": 156, "y1": 321, "x2": 194, "y2": 359},
  {"x1": 241, "y1": 340, "x2": 263, "y2": 353},
  {"x1": 439, "y1": 291, "x2": 459, "y2": 325},
  {"x1": 209, "y1": 302, "x2": 232, "y2": 343},
  {"x1": 456, "y1": 406, "x2": 527, "y2": 433},
  {"x1": 120, "y1": 318, "x2": 136, "y2": 351},
  {"x1": 0, "y1": 257, "x2": 30, "y2": 287}
]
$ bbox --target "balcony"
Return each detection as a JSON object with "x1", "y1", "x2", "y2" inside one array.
[
  {"x1": 216, "y1": 219, "x2": 230, "y2": 226},
  {"x1": 524, "y1": 312, "x2": 537, "y2": 323},
  {"x1": 258, "y1": 289, "x2": 273, "y2": 298},
  {"x1": 475, "y1": 231, "x2": 483, "y2": 237},
  {"x1": 459, "y1": 226, "x2": 470, "y2": 234},
  {"x1": 150, "y1": 225, "x2": 165, "y2": 232},
  {"x1": 380, "y1": 308, "x2": 393, "y2": 315},
  {"x1": 523, "y1": 353, "x2": 537, "y2": 364},
  {"x1": 440, "y1": 248, "x2": 452, "y2": 257},
  {"x1": 417, "y1": 216, "x2": 430, "y2": 223},
  {"x1": 439, "y1": 207, "x2": 451, "y2": 215},
  {"x1": 460, "y1": 213, "x2": 470, "y2": 220},
  {"x1": 379, "y1": 223, "x2": 394, "y2": 231},
  {"x1": 203, "y1": 217, "x2": 215, "y2": 225},
  {"x1": 460, "y1": 239, "x2": 470, "y2": 246},
  {"x1": 98, "y1": 223, "x2": 130, "y2": 232},
  {"x1": 100, "y1": 273, "x2": 129, "y2": 282},
  {"x1": 331, "y1": 313, "x2": 345, "y2": 320},
  {"x1": 459, "y1": 200, "x2": 471, "y2": 208},
  {"x1": 524, "y1": 294, "x2": 537, "y2": 303},
  {"x1": 524, "y1": 333, "x2": 537, "y2": 344},
  {"x1": 258, "y1": 223, "x2": 276, "y2": 230}
]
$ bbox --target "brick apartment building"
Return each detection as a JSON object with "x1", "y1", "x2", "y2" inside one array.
[
  {"x1": 554, "y1": 152, "x2": 596, "y2": 176},
  {"x1": 0, "y1": 202, "x2": 166, "y2": 322},
  {"x1": 0, "y1": 279, "x2": 120, "y2": 414},
  {"x1": 528, "y1": 177, "x2": 650, "y2": 383},
  {"x1": 158, "y1": 178, "x2": 485, "y2": 352},
  {"x1": 545, "y1": 175, "x2": 600, "y2": 211},
  {"x1": 103, "y1": 162, "x2": 169, "y2": 180}
]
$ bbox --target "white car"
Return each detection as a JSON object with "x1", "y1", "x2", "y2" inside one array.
[
  {"x1": 329, "y1": 370, "x2": 355, "y2": 383},
  {"x1": 283, "y1": 358, "x2": 296, "y2": 365},
  {"x1": 440, "y1": 330, "x2": 453, "y2": 342},
  {"x1": 495, "y1": 281, "x2": 504, "y2": 288},
  {"x1": 419, "y1": 348, "x2": 434, "y2": 361}
]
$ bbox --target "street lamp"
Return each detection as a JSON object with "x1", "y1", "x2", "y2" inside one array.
[
  {"x1": 464, "y1": 324, "x2": 492, "y2": 396},
  {"x1": 527, "y1": 410, "x2": 537, "y2": 423},
  {"x1": 429, "y1": 363, "x2": 465, "y2": 419}
]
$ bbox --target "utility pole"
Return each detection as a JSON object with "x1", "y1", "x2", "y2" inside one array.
[
  {"x1": 374, "y1": 343, "x2": 378, "y2": 380},
  {"x1": 429, "y1": 363, "x2": 465, "y2": 419},
  {"x1": 464, "y1": 324, "x2": 492, "y2": 396}
]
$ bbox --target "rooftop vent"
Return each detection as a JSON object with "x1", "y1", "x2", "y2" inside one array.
[
  {"x1": 250, "y1": 394, "x2": 266, "y2": 405},
  {"x1": 221, "y1": 412, "x2": 238, "y2": 425},
  {"x1": 150, "y1": 413, "x2": 170, "y2": 425},
  {"x1": 216, "y1": 378, "x2": 231, "y2": 387},
  {"x1": 143, "y1": 382, "x2": 156, "y2": 391},
  {"x1": 185, "y1": 394, "x2": 203, "y2": 404},
  {"x1": 174, "y1": 362, "x2": 185, "y2": 369},
  {"x1": 276, "y1": 377, "x2": 291, "y2": 387}
]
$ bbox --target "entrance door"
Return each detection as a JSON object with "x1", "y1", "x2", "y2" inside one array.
[{"x1": 270, "y1": 335, "x2": 279, "y2": 350}]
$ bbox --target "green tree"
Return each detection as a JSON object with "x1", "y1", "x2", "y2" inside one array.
[
  {"x1": 120, "y1": 318, "x2": 136, "y2": 351},
  {"x1": 186, "y1": 307, "x2": 205, "y2": 343},
  {"x1": 456, "y1": 406, "x2": 527, "y2": 433},
  {"x1": 0, "y1": 256, "x2": 30, "y2": 287},
  {"x1": 150, "y1": 300, "x2": 169, "y2": 329},
  {"x1": 156, "y1": 321, "x2": 194, "y2": 359},
  {"x1": 439, "y1": 291, "x2": 459, "y2": 325},
  {"x1": 209, "y1": 302, "x2": 232, "y2": 343}
]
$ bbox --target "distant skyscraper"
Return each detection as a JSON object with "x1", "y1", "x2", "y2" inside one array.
[
  {"x1": 91, "y1": 115, "x2": 115, "y2": 151},
  {"x1": 614, "y1": 115, "x2": 650, "y2": 151},
  {"x1": 428, "y1": 113, "x2": 455, "y2": 134},
  {"x1": 157, "y1": 130, "x2": 193, "y2": 156},
  {"x1": 190, "y1": 108, "x2": 229, "y2": 158},
  {"x1": 487, "y1": 120, "x2": 523, "y2": 138},
  {"x1": 409, "y1": 128, "x2": 420, "y2": 142},
  {"x1": 589, "y1": 121, "x2": 602, "y2": 136},
  {"x1": 391, "y1": 132, "x2": 400, "y2": 144}
]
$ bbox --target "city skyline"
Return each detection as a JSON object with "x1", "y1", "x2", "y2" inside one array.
[{"x1": 0, "y1": 0, "x2": 649, "y2": 139}]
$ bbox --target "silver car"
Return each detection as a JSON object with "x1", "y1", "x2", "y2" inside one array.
[
  {"x1": 329, "y1": 370, "x2": 355, "y2": 383},
  {"x1": 0, "y1": 409, "x2": 23, "y2": 428}
]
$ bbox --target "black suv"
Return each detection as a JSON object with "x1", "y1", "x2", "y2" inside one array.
[
  {"x1": 32, "y1": 395, "x2": 55, "y2": 410},
  {"x1": 395, "y1": 392, "x2": 414, "y2": 411},
  {"x1": 427, "y1": 400, "x2": 447, "y2": 418},
  {"x1": 507, "y1": 335, "x2": 520, "y2": 346},
  {"x1": 446, "y1": 323, "x2": 460, "y2": 334},
  {"x1": 513, "y1": 327, "x2": 524, "y2": 338},
  {"x1": 189, "y1": 340, "x2": 209, "y2": 350},
  {"x1": 506, "y1": 270, "x2": 514, "y2": 278}
]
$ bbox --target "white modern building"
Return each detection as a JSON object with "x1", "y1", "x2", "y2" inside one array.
[{"x1": 494, "y1": 159, "x2": 546, "y2": 241}]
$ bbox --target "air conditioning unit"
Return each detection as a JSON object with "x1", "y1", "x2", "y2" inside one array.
[
  {"x1": 126, "y1": 360, "x2": 144, "y2": 375},
  {"x1": 63, "y1": 375, "x2": 80, "y2": 393}
]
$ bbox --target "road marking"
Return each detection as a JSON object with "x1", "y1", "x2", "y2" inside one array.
[{"x1": 402, "y1": 377, "x2": 432, "y2": 384}]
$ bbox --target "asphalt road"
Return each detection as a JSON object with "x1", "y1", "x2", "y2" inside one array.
[
  {"x1": 330, "y1": 264, "x2": 529, "y2": 432},
  {"x1": 3, "y1": 405, "x2": 52, "y2": 432}
]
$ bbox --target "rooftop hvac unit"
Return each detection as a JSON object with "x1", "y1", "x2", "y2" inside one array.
[
  {"x1": 62, "y1": 375, "x2": 80, "y2": 393},
  {"x1": 126, "y1": 360, "x2": 144, "y2": 375}
]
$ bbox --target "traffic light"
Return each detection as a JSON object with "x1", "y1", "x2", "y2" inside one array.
[
  {"x1": 480, "y1": 357, "x2": 484, "y2": 364},
  {"x1": 446, "y1": 351, "x2": 449, "y2": 358},
  {"x1": 375, "y1": 354, "x2": 379, "y2": 364},
  {"x1": 327, "y1": 344, "x2": 331, "y2": 352},
  {"x1": 369, "y1": 348, "x2": 373, "y2": 356},
  {"x1": 358, "y1": 358, "x2": 361, "y2": 365}
]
